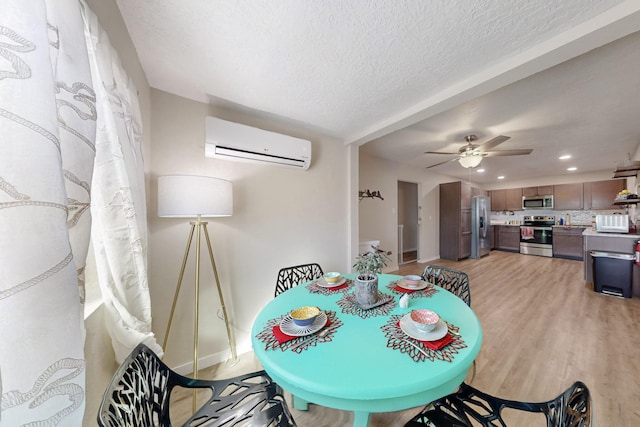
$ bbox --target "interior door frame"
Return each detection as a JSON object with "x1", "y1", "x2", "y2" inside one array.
[{"x1": 397, "y1": 180, "x2": 419, "y2": 265}]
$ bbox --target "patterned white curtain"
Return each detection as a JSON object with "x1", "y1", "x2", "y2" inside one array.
[
  {"x1": 0, "y1": 0, "x2": 94, "y2": 425},
  {"x1": 1, "y1": 0, "x2": 160, "y2": 424},
  {"x1": 80, "y1": 2, "x2": 162, "y2": 363}
]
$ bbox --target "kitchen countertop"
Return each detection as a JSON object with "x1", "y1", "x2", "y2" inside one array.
[{"x1": 582, "y1": 229, "x2": 640, "y2": 239}]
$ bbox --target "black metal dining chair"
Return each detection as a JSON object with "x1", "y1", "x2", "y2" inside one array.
[
  {"x1": 421, "y1": 265, "x2": 470, "y2": 306},
  {"x1": 404, "y1": 381, "x2": 592, "y2": 426},
  {"x1": 97, "y1": 343, "x2": 297, "y2": 427},
  {"x1": 275, "y1": 263, "x2": 324, "y2": 297},
  {"x1": 421, "y1": 265, "x2": 475, "y2": 382}
]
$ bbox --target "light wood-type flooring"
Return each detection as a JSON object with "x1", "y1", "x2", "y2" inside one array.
[{"x1": 169, "y1": 250, "x2": 640, "y2": 426}]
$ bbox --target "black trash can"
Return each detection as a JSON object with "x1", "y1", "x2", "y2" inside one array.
[{"x1": 591, "y1": 251, "x2": 634, "y2": 298}]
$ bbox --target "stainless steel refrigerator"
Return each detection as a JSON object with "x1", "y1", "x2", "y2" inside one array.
[{"x1": 471, "y1": 195, "x2": 491, "y2": 259}]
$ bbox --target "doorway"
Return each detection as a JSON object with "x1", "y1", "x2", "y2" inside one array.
[{"x1": 397, "y1": 181, "x2": 419, "y2": 264}]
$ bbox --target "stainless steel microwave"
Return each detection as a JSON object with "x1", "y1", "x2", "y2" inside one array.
[{"x1": 522, "y1": 195, "x2": 553, "y2": 210}]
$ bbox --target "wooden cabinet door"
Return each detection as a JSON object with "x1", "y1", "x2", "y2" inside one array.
[
  {"x1": 552, "y1": 227, "x2": 585, "y2": 260},
  {"x1": 490, "y1": 189, "x2": 506, "y2": 211},
  {"x1": 490, "y1": 225, "x2": 495, "y2": 249},
  {"x1": 505, "y1": 188, "x2": 523, "y2": 211},
  {"x1": 459, "y1": 233, "x2": 471, "y2": 259},
  {"x1": 497, "y1": 226, "x2": 520, "y2": 251},
  {"x1": 538, "y1": 185, "x2": 554, "y2": 195},
  {"x1": 586, "y1": 179, "x2": 625, "y2": 210},
  {"x1": 554, "y1": 183, "x2": 583, "y2": 210},
  {"x1": 523, "y1": 185, "x2": 554, "y2": 197},
  {"x1": 460, "y1": 182, "x2": 472, "y2": 209}
]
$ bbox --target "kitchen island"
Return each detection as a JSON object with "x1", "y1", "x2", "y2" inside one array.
[{"x1": 583, "y1": 229, "x2": 640, "y2": 297}]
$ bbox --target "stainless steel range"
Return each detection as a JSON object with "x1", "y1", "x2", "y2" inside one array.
[{"x1": 520, "y1": 215, "x2": 555, "y2": 257}]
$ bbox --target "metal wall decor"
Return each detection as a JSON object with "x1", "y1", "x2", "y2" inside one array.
[{"x1": 359, "y1": 189, "x2": 384, "y2": 201}]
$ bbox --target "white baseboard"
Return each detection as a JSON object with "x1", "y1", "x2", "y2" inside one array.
[{"x1": 417, "y1": 255, "x2": 439, "y2": 264}]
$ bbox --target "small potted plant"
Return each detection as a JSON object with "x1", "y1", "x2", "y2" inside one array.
[{"x1": 352, "y1": 246, "x2": 391, "y2": 306}]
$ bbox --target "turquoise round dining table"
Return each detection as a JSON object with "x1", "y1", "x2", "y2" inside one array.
[{"x1": 250, "y1": 273, "x2": 482, "y2": 427}]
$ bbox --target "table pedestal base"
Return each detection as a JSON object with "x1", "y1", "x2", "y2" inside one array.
[
  {"x1": 293, "y1": 395, "x2": 309, "y2": 411},
  {"x1": 293, "y1": 395, "x2": 371, "y2": 427},
  {"x1": 353, "y1": 411, "x2": 371, "y2": 427}
]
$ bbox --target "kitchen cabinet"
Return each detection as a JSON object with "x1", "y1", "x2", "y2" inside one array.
[
  {"x1": 522, "y1": 185, "x2": 554, "y2": 197},
  {"x1": 495, "y1": 225, "x2": 520, "y2": 252},
  {"x1": 583, "y1": 179, "x2": 625, "y2": 210},
  {"x1": 491, "y1": 188, "x2": 523, "y2": 211},
  {"x1": 505, "y1": 188, "x2": 523, "y2": 211},
  {"x1": 490, "y1": 189, "x2": 506, "y2": 211},
  {"x1": 440, "y1": 181, "x2": 472, "y2": 260},
  {"x1": 553, "y1": 226, "x2": 585, "y2": 260},
  {"x1": 490, "y1": 225, "x2": 497, "y2": 249},
  {"x1": 554, "y1": 183, "x2": 583, "y2": 210}
]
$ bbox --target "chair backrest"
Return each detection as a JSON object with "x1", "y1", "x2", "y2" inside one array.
[
  {"x1": 98, "y1": 343, "x2": 297, "y2": 427},
  {"x1": 408, "y1": 381, "x2": 592, "y2": 427},
  {"x1": 97, "y1": 344, "x2": 176, "y2": 427},
  {"x1": 421, "y1": 265, "x2": 470, "y2": 306},
  {"x1": 275, "y1": 263, "x2": 324, "y2": 297}
]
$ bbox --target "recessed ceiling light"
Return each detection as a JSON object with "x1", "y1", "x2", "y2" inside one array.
[
  {"x1": 497, "y1": 176, "x2": 505, "y2": 180},
  {"x1": 476, "y1": 168, "x2": 485, "y2": 173},
  {"x1": 567, "y1": 167, "x2": 577, "y2": 171},
  {"x1": 559, "y1": 155, "x2": 572, "y2": 160}
]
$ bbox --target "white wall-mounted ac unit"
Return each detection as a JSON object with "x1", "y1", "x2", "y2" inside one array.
[{"x1": 205, "y1": 116, "x2": 311, "y2": 170}]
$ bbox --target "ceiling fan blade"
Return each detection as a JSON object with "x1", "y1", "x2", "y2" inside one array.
[
  {"x1": 426, "y1": 157, "x2": 460, "y2": 168},
  {"x1": 483, "y1": 149, "x2": 533, "y2": 157},
  {"x1": 478, "y1": 135, "x2": 510, "y2": 152},
  {"x1": 425, "y1": 151, "x2": 459, "y2": 155}
]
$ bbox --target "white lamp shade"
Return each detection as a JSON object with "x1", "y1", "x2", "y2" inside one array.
[
  {"x1": 158, "y1": 175, "x2": 233, "y2": 217},
  {"x1": 458, "y1": 155, "x2": 483, "y2": 168}
]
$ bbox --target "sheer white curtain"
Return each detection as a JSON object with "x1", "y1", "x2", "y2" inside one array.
[
  {"x1": 0, "y1": 0, "x2": 94, "y2": 424},
  {"x1": 1, "y1": 1, "x2": 159, "y2": 423},
  {"x1": 80, "y1": 2, "x2": 162, "y2": 363}
]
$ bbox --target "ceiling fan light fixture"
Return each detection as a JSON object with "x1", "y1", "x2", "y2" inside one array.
[{"x1": 458, "y1": 154, "x2": 483, "y2": 168}]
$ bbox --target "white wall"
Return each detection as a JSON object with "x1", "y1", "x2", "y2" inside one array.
[
  {"x1": 148, "y1": 90, "x2": 350, "y2": 370},
  {"x1": 359, "y1": 151, "x2": 458, "y2": 267}
]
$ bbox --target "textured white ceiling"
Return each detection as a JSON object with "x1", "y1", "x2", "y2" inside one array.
[{"x1": 116, "y1": 0, "x2": 640, "y2": 183}]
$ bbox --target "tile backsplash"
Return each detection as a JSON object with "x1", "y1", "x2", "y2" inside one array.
[{"x1": 491, "y1": 209, "x2": 627, "y2": 225}]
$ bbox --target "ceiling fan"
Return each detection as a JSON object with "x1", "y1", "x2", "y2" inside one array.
[{"x1": 425, "y1": 134, "x2": 533, "y2": 169}]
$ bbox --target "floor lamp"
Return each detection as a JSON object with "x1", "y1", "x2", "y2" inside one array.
[{"x1": 158, "y1": 175, "x2": 236, "y2": 410}]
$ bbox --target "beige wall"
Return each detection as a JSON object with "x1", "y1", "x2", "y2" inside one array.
[
  {"x1": 149, "y1": 90, "x2": 350, "y2": 370},
  {"x1": 82, "y1": 0, "x2": 352, "y2": 419},
  {"x1": 359, "y1": 151, "x2": 456, "y2": 265}
]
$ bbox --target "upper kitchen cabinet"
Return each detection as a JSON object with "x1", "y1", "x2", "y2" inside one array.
[
  {"x1": 489, "y1": 189, "x2": 505, "y2": 211},
  {"x1": 584, "y1": 179, "x2": 626, "y2": 210},
  {"x1": 554, "y1": 183, "x2": 583, "y2": 210},
  {"x1": 505, "y1": 188, "x2": 523, "y2": 211},
  {"x1": 440, "y1": 181, "x2": 472, "y2": 260},
  {"x1": 522, "y1": 185, "x2": 554, "y2": 197},
  {"x1": 490, "y1": 188, "x2": 522, "y2": 211}
]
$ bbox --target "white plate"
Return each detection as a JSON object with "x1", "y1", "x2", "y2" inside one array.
[
  {"x1": 316, "y1": 277, "x2": 347, "y2": 288},
  {"x1": 399, "y1": 314, "x2": 448, "y2": 341},
  {"x1": 397, "y1": 279, "x2": 429, "y2": 291},
  {"x1": 280, "y1": 311, "x2": 328, "y2": 336}
]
